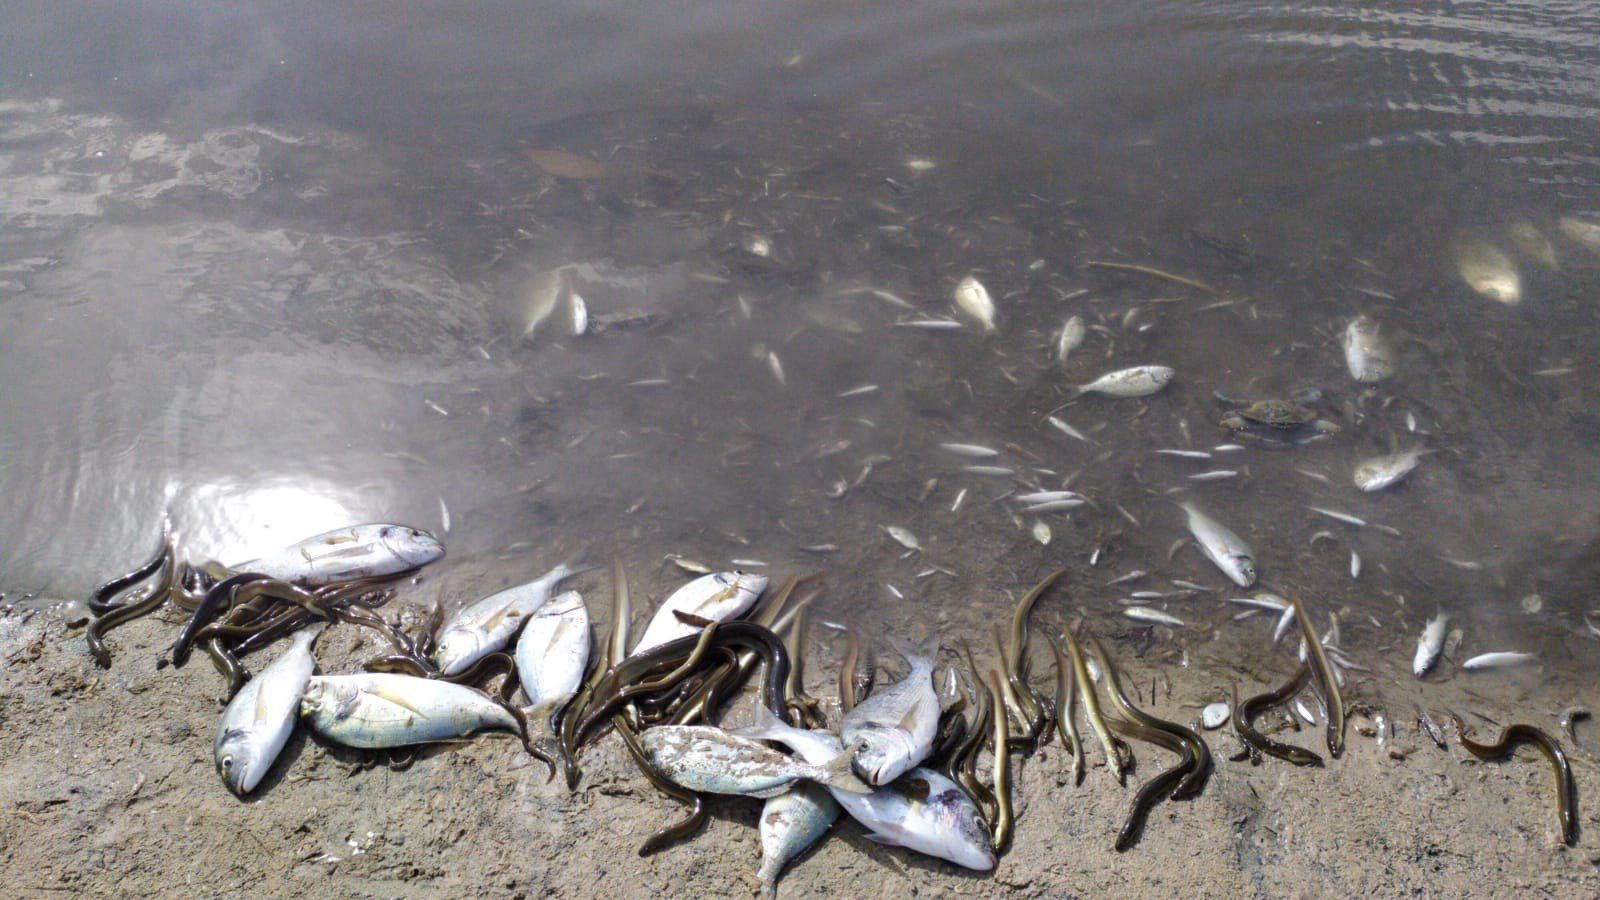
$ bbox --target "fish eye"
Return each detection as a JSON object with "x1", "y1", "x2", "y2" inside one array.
[{"x1": 221, "y1": 756, "x2": 233, "y2": 770}]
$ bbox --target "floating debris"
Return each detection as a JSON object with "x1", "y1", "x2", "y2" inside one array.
[{"x1": 743, "y1": 234, "x2": 773, "y2": 258}]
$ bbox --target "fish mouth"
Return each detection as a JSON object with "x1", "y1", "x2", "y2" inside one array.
[
  {"x1": 223, "y1": 761, "x2": 251, "y2": 796},
  {"x1": 381, "y1": 526, "x2": 444, "y2": 568}
]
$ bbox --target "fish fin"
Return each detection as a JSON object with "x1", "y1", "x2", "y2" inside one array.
[
  {"x1": 673, "y1": 611, "x2": 717, "y2": 628},
  {"x1": 819, "y1": 747, "x2": 876, "y2": 794},
  {"x1": 367, "y1": 685, "x2": 433, "y2": 719}
]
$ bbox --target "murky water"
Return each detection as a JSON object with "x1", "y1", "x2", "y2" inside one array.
[{"x1": 3, "y1": 1, "x2": 1599, "y2": 693}]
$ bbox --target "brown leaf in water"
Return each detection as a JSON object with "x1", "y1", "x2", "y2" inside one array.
[{"x1": 523, "y1": 148, "x2": 606, "y2": 179}]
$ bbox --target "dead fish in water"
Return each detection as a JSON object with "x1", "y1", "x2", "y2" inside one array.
[
  {"x1": 215, "y1": 628, "x2": 318, "y2": 796},
  {"x1": 1461, "y1": 651, "x2": 1537, "y2": 671},
  {"x1": 884, "y1": 526, "x2": 921, "y2": 551},
  {"x1": 235, "y1": 524, "x2": 444, "y2": 587},
  {"x1": 1353, "y1": 448, "x2": 1430, "y2": 492},
  {"x1": 1413, "y1": 612, "x2": 1447, "y2": 678},
  {"x1": 758, "y1": 784, "x2": 840, "y2": 897},
  {"x1": 1454, "y1": 239, "x2": 1522, "y2": 305},
  {"x1": 895, "y1": 317, "x2": 964, "y2": 330},
  {"x1": 1073, "y1": 365, "x2": 1174, "y2": 399},
  {"x1": 1342, "y1": 315, "x2": 1397, "y2": 383},
  {"x1": 962, "y1": 465, "x2": 1014, "y2": 477},
  {"x1": 299, "y1": 673, "x2": 521, "y2": 748},
  {"x1": 434, "y1": 562, "x2": 577, "y2": 676},
  {"x1": 1157, "y1": 449, "x2": 1211, "y2": 460},
  {"x1": 736, "y1": 707, "x2": 995, "y2": 871},
  {"x1": 1558, "y1": 215, "x2": 1600, "y2": 253},
  {"x1": 1056, "y1": 315, "x2": 1086, "y2": 365},
  {"x1": 568, "y1": 292, "x2": 589, "y2": 336},
  {"x1": 1046, "y1": 415, "x2": 1092, "y2": 443},
  {"x1": 632, "y1": 572, "x2": 769, "y2": 656},
  {"x1": 1013, "y1": 490, "x2": 1084, "y2": 505},
  {"x1": 953, "y1": 276, "x2": 997, "y2": 331},
  {"x1": 514, "y1": 590, "x2": 589, "y2": 727},
  {"x1": 1508, "y1": 222, "x2": 1558, "y2": 268},
  {"x1": 840, "y1": 637, "x2": 940, "y2": 785},
  {"x1": 1123, "y1": 606, "x2": 1183, "y2": 627},
  {"x1": 1178, "y1": 501, "x2": 1257, "y2": 587},
  {"x1": 638, "y1": 725, "x2": 871, "y2": 798},
  {"x1": 939, "y1": 442, "x2": 1000, "y2": 458}
]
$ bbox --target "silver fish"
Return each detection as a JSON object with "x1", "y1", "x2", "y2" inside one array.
[
  {"x1": 1046, "y1": 415, "x2": 1091, "y2": 443},
  {"x1": 1056, "y1": 315, "x2": 1086, "y2": 364},
  {"x1": 840, "y1": 638, "x2": 940, "y2": 785},
  {"x1": 1455, "y1": 239, "x2": 1521, "y2": 305},
  {"x1": 215, "y1": 628, "x2": 318, "y2": 795},
  {"x1": 631, "y1": 572, "x2": 768, "y2": 655},
  {"x1": 736, "y1": 707, "x2": 995, "y2": 871},
  {"x1": 1178, "y1": 501, "x2": 1257, "y2": 587},
  {"x1": 1559, "y1": 215, "x2": 1600, "y2": 253},
  {"x1": 434, "y1": 562, "x2": 575, "y2": 676},
  {"x1": 513, "y1": 590, "x2": 590, "y2": 723},
  {"x1": 757, "y1": 784, "x2": 840, "y2": 897},
  {"x1": 1342, "y1": 315, "x2": 1396, "y2": 383},
  {"x1": 1413, "y1": 612, "x2": 1447, "y2": 678},
  {"x1": 1353, "y1": 448, "x2": 1429, "y2": 492},
  {"x1": 1461, "y1": 651, "x2": 1537, "y2": 671},
  {"x1": 1123, "y1": 606, "x2": 1183, "y2": 627},
  {"x1": 940, "y1": 442, "x2": 1001, "y2": 458},
  {"x1": 952, "y1": 276, "x2": 997, "y2": 331},
  {"x1": 299, "y1": 673, "x2": 521, "y2": 748},
  {"x1": 236, "y1": 524, "x2": 443, "y2": 586},
  {"x1": 638, "y1": 725, "x2": 870, "y2": 798},
  {"x1": 1012, "y1": 490, "x2": 1084, "y2": 505},
  {"x1": 1074, "y1": 365, "x2": 1174, "y2": 399}
]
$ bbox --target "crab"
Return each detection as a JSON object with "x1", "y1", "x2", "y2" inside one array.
[{"x1": 1217, "y1": 394, "x2": 1341, "y2": 446}]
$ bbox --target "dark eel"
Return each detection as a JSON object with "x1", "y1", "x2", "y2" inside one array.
[
  {"x1": 613, "y1": 715, "x2": 708, "y2": 856},
  {"x1": 1234, "y1": 662, "x2": 1323, "y2": 767},
  {"x1": 86, "y1": 554, "x2": 176, "y2": 668},
  {"x1": 1089, "y1": 636, "x2": 1211, "y2": 800},
  {"x1": 1047, "y1": 634, "x2": 1085, "y2": 787},
  {"x1": 983, "y1": 669, "x2": 1014, "y2": 855},
  {"x1": 1003, "y1": 568, "x2": 1067, "y2": 742},
  {"x1": 1451, "y1": 715, "x2": 1578, "y2": 847},
  {"x1": 782, "y1": 604, "x2": 825, "y2": 729},
  {"x1": 170, "y1": 573, "x2": 272, "y2": 667},
  {"x1": 88, "y1": 536, "x2": 172, "y2": 614}
]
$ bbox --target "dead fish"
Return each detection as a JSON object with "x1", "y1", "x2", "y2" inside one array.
[
  {"x1": 632, "y1": 572, "x2": 769, "y2": 655},
  {"x1": 1353, "y1": 448, "x2": 1430, "y2": 492},
  {"x1": 433, "y1": 562, "x2": 576, "y2": 676},
  {"x1": 757, "y1": 785, "x2": 840, "y2": 897},
  {"x1": 235, "y1": 524, "x2": 444, "y2": 587},
  {"x1": 839, "y1": 384, "x2": 879, "y2": 398},
  {"x1": 840, "y1": 637, "x2": 940, "y2": 785},
  {"x1": 1031, "y1": 521, "x2": 1052, "y2": 545},
  {"x1": 215, "y1": 628, "x2": 318, "y2": 795},
  {"x1": 939, "y1": 442, "x2": 1000, "y2": 458},
  {"x1": 1178, "y1": 501, "x2": 1257, "y2": 587},
  {"x1": 1074, "y1": 365, "x2": 1174, "y2": 399},
  {"x1": 1046, "y1": 415, "x2": 1091, "y2": 443},
  {"x1": 1508, "y1": 222, "x2": 1558, "y2": 268},
  {"x1": 953, "y1": 276, "x2": 997, "y2": 331},
  {"x1": 1413, "y1": 612, "x2": 1447, "y2": 678},
  {"x1": 895, "y1": 318, "x2": 964, "y2": 330},
  {"x1": 885, "y1": 526, "x2": 921, "y2": 551},
  {"x1": 1123, "y1": 607, "x2": 1183, "y2": 627},
  {"x1": 299, "y1": 674, "x2": 520, "y2": 748},
  {"x1": 1157, "y1": 449, "x2": 1211, "y2": 460},
  {"x1": 1349, "y1": 552, "x2": 1361, "y2": 579},
  {"x1": 568, "y1": 293, "x2": 589, "y2": 336},
  {"x1": 767, "y1": 351, "x2": 787, "y2": 386},
  {"x1": 1558, "y1": 215, "x2": 1600, "y2": 253},
  {"x1": 1461, "y1": 651, "x2": 1537, "y2": 671},
  {"x1": 1189, "y1": 470, "x2": 1238, "y2": 481},
  {"x1": 1455, "y1": 239, "x2": 1522, "y2": 305},
  {"x1": 1014, "y1": 490, "x2": 1083, "y2": 505},
  {"x1": 1342, "y1": 315, "x2": 1397, "y2": 383},
  {"x1": 514, "y1": 590, "x2": 590, "y2": 724},
  {"x1": 1056, "y1": 315, "x2": 1086, "y2": 364},
  {"x1": 639, "y1": 725, "x2": 871, "y2": 798},
  {"x1": 961, "y1": 465, "x2": 1015, "y2": 477}
]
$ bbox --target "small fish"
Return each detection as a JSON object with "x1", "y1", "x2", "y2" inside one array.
[
  {"x1": 1342, "y1": 315, "x2": 1397, "y2": 383},
  {"x1": 1074, "y1": 365, "x2": 1174, "y2": 399},
  {"x1": 1157, "y1": 449, "x2": 1211, "y2": 460},
  {"x1": 1559, "y1": 215, "x2": 1600, "y2": 253},
  {"x1": 950, "y1": 488, "x2": 967, "y2": 512},
  {"x1": 1201, "y1": 702, "x2": 1230, "y2": 730},
  {"x1": 1349, "y1": 552, "x2": 1361, "y2": 579},
  {"x1": 631, "y1": 572, "x2": 769, "y2": 655},
  {"x1": 767, "y1": 351, "x2": 787, "y2": 386},
  {"x1": 840, "y1": 637, "x2": 940, "y2": 785},
  {"x1": 1461, "y1": 651, "x2": 1537, "y2": 671},
  {"x1": 1020, "y1": 499, "x2": 1085, "y2": 514},
  {"x1": 735, "y1": 708, "x2": 994, "y2": 871},
  {"x1": 1046, "y1": 415, "x2": 1091, "y2": 443},
  {"x1": 758, "y1": 785, "x2": 840, "y2": 897},
  {"x1": 1455, "y1": 239, "x2": 1522, "y2": 305},
  {"x1": 1189, "y1": 470, "x2": 1238, "y2": 481},
  {"x1": 953, "y1": 276, "x2": 997, "y2": 331},
  {"x1": 438, "y1": 496, "x2": 451, "y2": 534},
  {"x1": 939, "y1": 442, "x2": 1000, "y2": 458},
  {"x1": 299, "y1": 674, "x2": 521, "y2": 748},
  {"x1": 1123, "y1": 606, "x2": 1183, "y2": 627},
  {"x1": 433, "y1": 563, "x2": 576, "y2": 676},
  {"x1": 514, "y1": 590, "x2": 590, "y2": 725},
  {"x1": 1508, "y1": 222, "x2": 1558, "y2": 268},
  {"x1": 1170, "y1": 580, "x2": 1210, "y2": 592},
  {"x1": 1031, "y1": 521, "x2": 1052, "y2": 545},
  {"x1": 1013, "y1": 490, "x2": 1083, "y2": 504},
  {"x1": 1213, "y1": 443, "x2": 1246, "y2": 453},
  {"x1": 215, "y1": 628, "x2": 318, "y2": 795},
  {"x1": 1108, "y1": 571, "x2": 1147, "y2": 586},
  {"x1": 1306, "y1": 506, "x2": 1366, "y2": 527},
  {"x1": 838, "y1": 384, "x2": 879, "y2": 398},
  {"x1": 568, "y1": 292, "x2": 589, "y2": 336},
  {"x1": 961, "y1": 465, "x2": 1014, "y2": 476},
  {"x1": 885, "y1": 526, "x2": 921, "y2": 551},
  {"x1": 1178, "y1": 501, "x2": 1257, "y2": 587},
  {"x1": 639, "y1": 725, "x2": 871, "y2": 798},
  {"x1": 1353, "y1": 448, "x2": 1429, "y2": 492},
  {"x1": 1056, "y1": 315, "x2": 1086, "y2": 364},
  {"x1": 235, "y1": 524, "x2": 444, "y2": 587},
  {"x1": 895, "y1": 318, "x2": 963, "y2": 330},
  {"x1": 1413, "y1": 613, "x2": 1447, "y2": 678}
]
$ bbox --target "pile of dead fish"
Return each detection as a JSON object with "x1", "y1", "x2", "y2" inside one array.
[{"x1": 82, "y1": 514, "x2": 1578, "y2": 892}]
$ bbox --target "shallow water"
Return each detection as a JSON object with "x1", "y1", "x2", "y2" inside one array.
[{"x1": 2, "y1": 1, "x2": 1599, "y2": 696}]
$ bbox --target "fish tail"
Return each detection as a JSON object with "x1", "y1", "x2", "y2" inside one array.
[{"x1": 818, "y1": 748, "x2": 876, "y2": 794}]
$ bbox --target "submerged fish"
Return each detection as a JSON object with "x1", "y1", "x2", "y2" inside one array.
[
  {"x1": 1558, "y1": 215, "x2": 1600, "y2": 253},
  {"x1": 638, "y1": 725, "x2": 870, "y2": 798},
  {"x1": 1342, "y1": 315, "x2": 1396, "y2": 383},
  {"x1": 840, "y1": 638, "x2": 940, "y2": 785},
  {"x1": 513, "y1": 590, "x2": 590, "y2": 723},
  {"x1": 1508, "y1": 222, "x2": 1558, "y2": 269},
  {"x1": 236, "y1": 524, "x2": 443, "y2": 586},
  {"x1": 299, "y1": 673, "x2": 521, "y2": 748},
  {"x1": 1074, "y1": 365, "x2": 1174, "y2": 399},
  {"x1": 1056, "y1": 315, "x2": 1086, "y2": 365},
  {"x1": 215, "y1": 628, "x2": 318, "y2": 795},
  {"x1": 737, "y1": 707, "x2": 995, "y2": 871},
  {"x1": 1123, "y1": 606, "x2": 1183, "y2": 627},
  {"x1": 1461, "y1": 651, "x2": 1537, "y2": 671},
  {"x1": 631, "y1": 572, "x2": 768, "y2": 656},
  {"x1": 1413, "y1": 612, "x2": 1447, "y2": 678},
  {"x1": 1353, "y1": 448, "x2": 1429, "y2": 492},
  {"x1": 757, "y1": 784, "x2": 840, "y2": 897},
  {"x1": 1455, "y1": 239, "x2": 1522, "y2": 305},
  {"x1": 433, "y1": 562, "x2": 576, "y2": 676},
  {"x1": 1178, "y1": 501, "x2": 1257, "y2": 587},
  {"x1": 953, "y1": 276, "x2": 997, "y2": 331}
]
